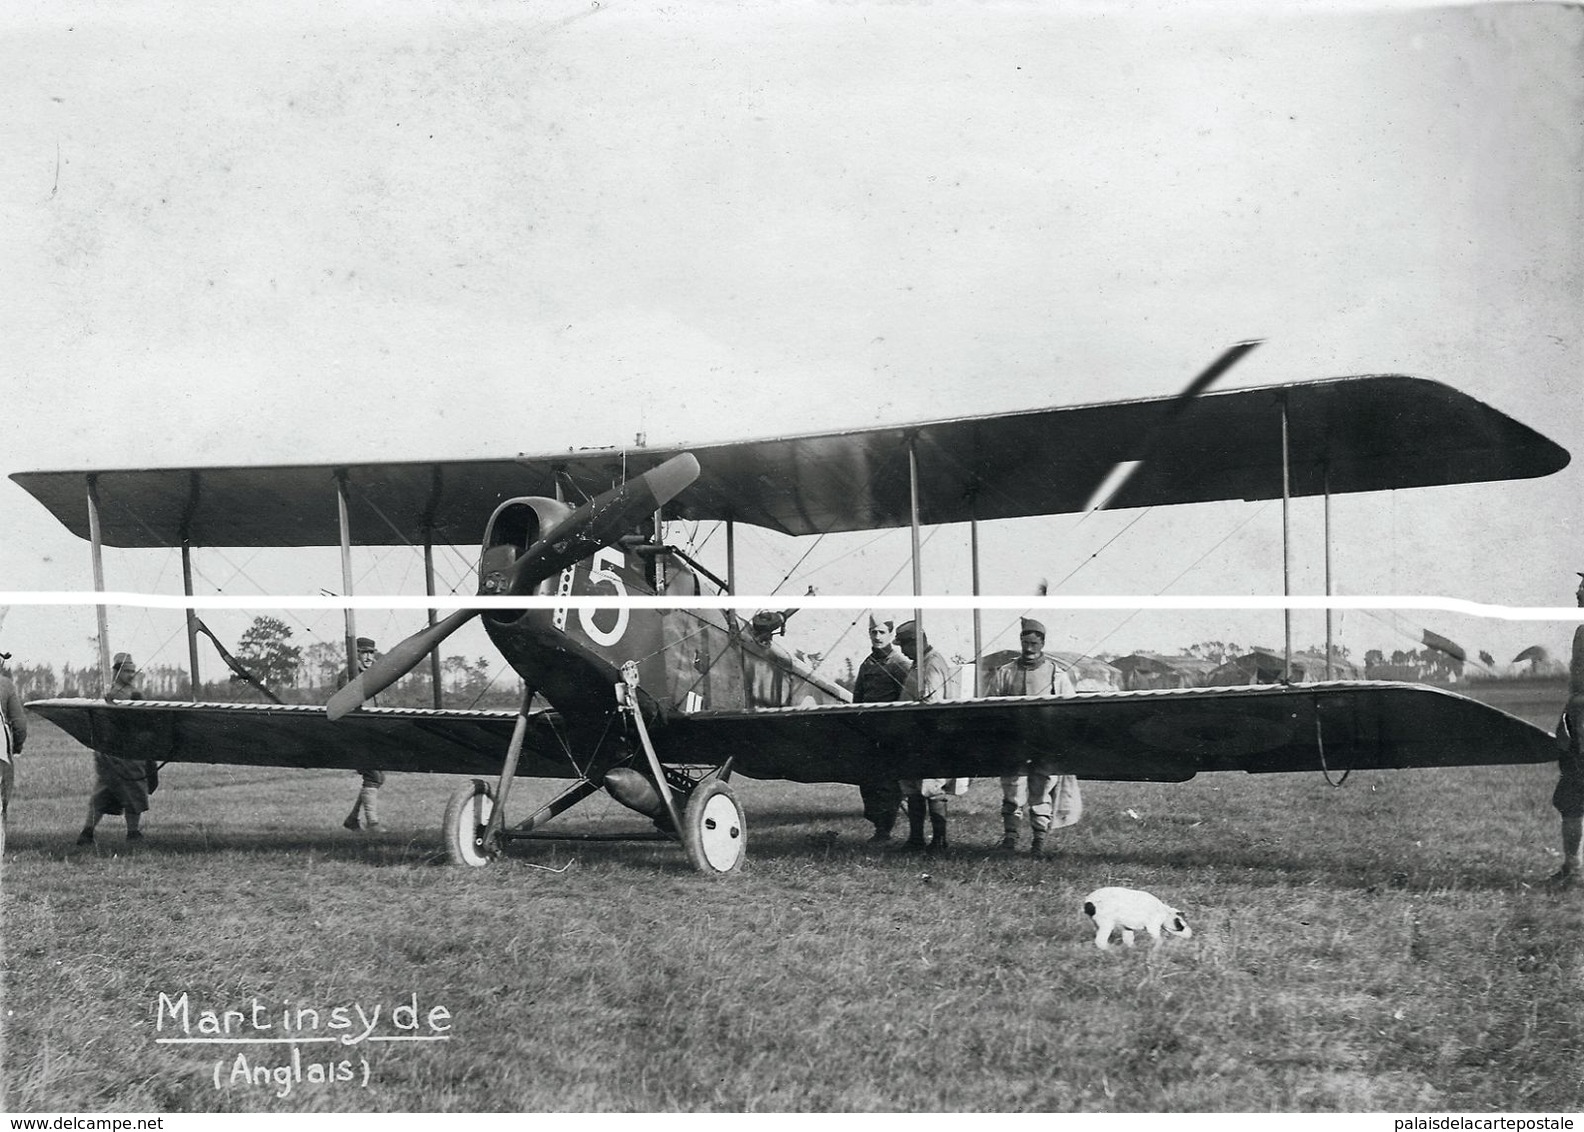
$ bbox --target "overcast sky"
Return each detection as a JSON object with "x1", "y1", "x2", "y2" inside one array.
[{"x1": 1, "y1": 0, "x2": 1580, "y2": 679}]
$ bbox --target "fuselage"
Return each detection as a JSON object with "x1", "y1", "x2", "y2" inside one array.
[{"x1": 477, "y1": 504, "x2": 847, "y2": 735}]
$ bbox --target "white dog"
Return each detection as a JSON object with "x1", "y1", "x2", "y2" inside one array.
[{"x1": 1083, "y1": 887, "x2": 1193, "y2": 950}]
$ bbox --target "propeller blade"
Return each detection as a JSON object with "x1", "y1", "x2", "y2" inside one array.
[
  {"x1": 327, "y1": 607, "x2": 475, "y2": 721},
  {"x1": 1169, "y1": 338, "x2": 1264, "y2": 412},
  {"x1": 327, "y1": 452, "x2": 702, "y2": 721},
  {"x1": 498, "y1": 451, "x2": 702, "y2": 592},
  {"x1": 1083, "y1": 339, "x2": 1263, "y2": 514}
]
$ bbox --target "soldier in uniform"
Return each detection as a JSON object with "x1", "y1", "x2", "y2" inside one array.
[
  {"x1": 894, "y1": 620, "x2": 962, "y2": 852},
  {"x1": 989, "y1": 618, "x2": 1080, "y2": 855},
  {"x1": 77, "y1": 653, "x2": 158, "y2": 844},
  {"x1": 852, "y1": 615, "x2": 911, "y2": 841},
  {"x1": 1552, "y1": 574, "x2": 1584, "y2": 885},
  {"x1": 0, "y1": 650, "x2": 28, "y2": 827},
  {"x1": 339, "y1": 637, "x2": 386, "y2": 831}
]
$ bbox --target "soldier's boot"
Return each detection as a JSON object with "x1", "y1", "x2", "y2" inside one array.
[
  {"x1": 869, "y1": 816, "x2": 895, "y2": 843},
  {"x1": 78, "y1": 802, "x2": 99, "y2": 845},
  {"x1": 1555, "y1": 816, "x2": 1584, "y2": 884},
  {"x1": 1029, "y1": 832, "x2": 1046, "y2": 857},
  {"x1": 359, "y1": 786, "x2": 381, "y2": 831},
  {"x1": 900, "y1": 796, "x2": 928, "y2": 850},
  {"x1": 999, "y1": 811, "x2": 1021, "y2": 851},
  {"x1": 927, "y1": 796, "x2": 949, "y2": 854}
]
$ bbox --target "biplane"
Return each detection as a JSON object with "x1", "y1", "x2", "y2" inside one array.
[{"x1": 11, "y1": 350, "x2": 1571, "y2": 872}]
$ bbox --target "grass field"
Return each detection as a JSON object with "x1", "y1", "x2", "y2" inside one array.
[{"x1": 3, "y1": 682, "x2": 1581, "y2": 1113}]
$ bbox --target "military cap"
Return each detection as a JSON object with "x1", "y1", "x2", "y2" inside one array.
[
  {"x1": 1020, "y1": 618, "x2": 1047, "y2": 639},
  {"x1": 356, "y1": 637, "x2": 377, "y2": 651}
]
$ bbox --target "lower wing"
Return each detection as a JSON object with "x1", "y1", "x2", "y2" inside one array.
[
  {"x1": 24, "y1": 699, "x2": 566, "y2": 777},
  {"x1": 27, "y1": 681, "x2": 1557, "y2": 785},
  {"x1": 662, "y1": 681, "x2": 1559, "y2": 784}
]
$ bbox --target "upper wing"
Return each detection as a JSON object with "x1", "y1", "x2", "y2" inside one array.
[
  {"x1": 11, "y1": 376, "x2": 1568, "y2": 546},
  {"x1": 658, "y1": 682, "x2": 1559, "y2": 784},
  {"x1": 24, "y1": 699, "x2": 574, "y2": 778}
]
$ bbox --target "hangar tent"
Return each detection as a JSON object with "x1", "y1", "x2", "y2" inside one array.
[
  {"x1": 1206, "y1": 648, "x2": 1360, "y2": 686},
  {"x1": 1110, "y1": 653, "x2": 1219, "y2": 691}
]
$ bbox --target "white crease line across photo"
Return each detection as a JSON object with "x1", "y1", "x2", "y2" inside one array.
[{"x1": 2, "y1": 591, "x2": 1584, "y2": 621}]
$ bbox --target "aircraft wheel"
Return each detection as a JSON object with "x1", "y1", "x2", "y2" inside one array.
[
  {"x1": 443, "y1": 779, "x2": 498, "y2": 867},
  {"x1": 681, "y1": 778, "x2": 747, "y2": 875}
]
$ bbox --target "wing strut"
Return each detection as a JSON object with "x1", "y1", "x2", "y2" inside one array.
[
  {"x1": 181, "y1": 471, "x2": 202, "y2": 700},
  {"x1": 970, "y1": 494, "x2": 982, "y2": 694},
  {"x1": 422, "y1": 538, "x2": 443, "y2": 708},
  {"x1": 181, "y1": 546, "x2": 201, "y2": 700},
  {"x1": 86, "y1": 475, "x2": 111, "y2": 691},
  {"x1": 1324, "y1": 460, "x2": 1334, "y2": 679},
  {"x1": 335, "y1": 470, "x2": 360, "y2": 685},
  {"x1": 907, "y1": 433, "x2": 925, "y2": 699},
  {"x1": 1280, "y1": 393, "x2": 1292, "y2": 682}
]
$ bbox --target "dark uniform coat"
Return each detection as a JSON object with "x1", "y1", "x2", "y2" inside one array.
[
  {"x1": 853, "y1": 647, "x2": 911, "y2": 704},
  {"x1": 92, "y1": 685, "x2": 156, "y2": 817}
]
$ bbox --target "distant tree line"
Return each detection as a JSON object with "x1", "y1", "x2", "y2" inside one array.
[
  {"x1": 732, "y1": 637, "x2": 1561, "y2": 692},
  {"x1": 4, "y1": 615, "x2": 525, "y2": 709},
  {"x1": 5, "y1": 623, "x2": 1563, "y2": 706},
  {"x1": 1362, "y1": 647, "x2": 1463, "y2": 683}
]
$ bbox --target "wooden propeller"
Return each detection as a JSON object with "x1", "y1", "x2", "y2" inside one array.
[{"x1": 327, "y1": 452, "x2": 700, "y2": 720}]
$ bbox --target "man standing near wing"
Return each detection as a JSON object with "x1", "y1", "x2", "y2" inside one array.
[
  {"x1": 0, "y1": 650, "x2": 28, "y2": 832},
  {"x1": 1551, "y1": 574, "x2": 1584, "y2": 885},
  {"x1": 853, "y1": 615, "x2": 911, "y2": 842},
  {"x1": 77, "y1": 654, "x2": 158, "y2": 844},
  {"x1": 895, "y1": 620, "x2": 963, "y2": 853},
  {"x1": 990, "y1": 618, "x2": 1081, "y2": 856},
  {"x1": 339, "y1": 637, "x2": 386, "y2": 832}
]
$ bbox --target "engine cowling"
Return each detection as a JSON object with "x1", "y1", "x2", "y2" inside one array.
[{"x1": 478, "y1": 496, "x2": 575, "y2": 598}]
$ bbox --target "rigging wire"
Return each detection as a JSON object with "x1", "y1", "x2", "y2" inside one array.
[
  {"x1": 768, "y1": 531, "x2": 830, "y2": 598},
  {"x1": 796, "y1": 526, "x2": 902, "y2": 578},
  {"x1": 817, "y1": 527, "x2": 943, "y2": 668},
  {"x1": 1049, "y1": 508, "x2": 1156, "y2": 592},
  {"x1": 106, "y1": 505, "x2": 326, "y2": 671},
  {"x1": 1070, "y1": 501, "x2": 1276, "y2": 665},
  {"x1": 979, "y1": 507, "x2": 1160, "y2": 656}
]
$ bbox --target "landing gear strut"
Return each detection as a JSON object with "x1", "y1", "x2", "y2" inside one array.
[{"x1": 438, "y1": 666, "x2": 747, "y2": 873}]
